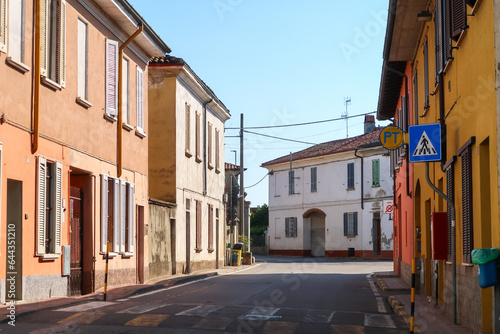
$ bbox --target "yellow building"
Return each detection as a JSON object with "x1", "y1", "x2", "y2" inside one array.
[{"x1": 377, "y1": 0, "x2": 499, "y2": 332}]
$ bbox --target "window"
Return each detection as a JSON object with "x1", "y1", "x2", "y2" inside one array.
[
  {"x1": 310, "y1": 167, "x2": 317, "y2": 192},
  {"x1": 0, "y1": 0, "x2": 6, "y2": 53},
  {"x1": 451, "y1": 0, "x2": 467, "y2": 41},
  {"x1": 434, "y1": 0, "x2": 452, "y2": 83},
  {"x1": 285, "y1": 217, "x2": 297, "y2": 238},
  {"x1": 288, "y1": 170, "x2": 295, "y2": 194},
  {"x1": 105, "y1": 39, "x2": 118, "y2": 117},
  {"x1": 41, "y1": 0, "x2": 66, "y2": 86},
  {"x1": 215, "y1": 129, "x2": 220, "y2": 173},
  {"x1": 208, "y1": 204, "x2": 214, "y2": 251},
  {"x1": 122, "y1": 58, "x2": 129, "y2": 124},
  {"x1": 347, "y1": 163, "x2": 354, "y2": 189},
  {"x1": 423, "y1": 38, "x2": 429, "y2": 109},
  {"x1": 460, "y1": 142, "x2": 473, "y2": 263},
  {"x1": 100, "y1": 175, "x2": 134, "y2": 255},
  {"x1": 208, "y1": 123, "x2": 213, "y2": 169},
  {"x1": 372, "y1": 159, "x2": 380, "y2": 187},
  {"x1": 136, "y1": 66, "x2": 144, "y2": 134},
  {"x1": 195, "y1": 113, "x2": 201, "y2": 162},
  {"x1": 185, "y1": 103, "x2": 191, "y2": 156},
  {"x1": 196, "y1": 200, "x2": 202, "y2": 251},
  {"x1": 8, "y1": 0, "x2": 24, "y2": 63},
  {"x1": 344, "y1": 212, "x2": 358, "y2": 237},
  {"x1": 77, "y1": 19, "x2": 88, "y2": 101},
  {"x1": 37, "y1": 157, "x2": 63, "y2": 257},
  {"x1": 413, "y1": 71, "x2": 418, "y2": 125}
]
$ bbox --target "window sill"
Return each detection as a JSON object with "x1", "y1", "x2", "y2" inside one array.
[
  {"x1": 104, "y1": 113, "x2": 117, "y2": 123},
  {"x1": 39, "y1": 253, "x2": 60, "y2": 260},
  {"x1": 471, "y1": 0, "x2": 482, "y2": 14},
  {"x1": 185, "y1": 150, "x2": 192, "y2": 158},
  {"x1": 345, "y1": 235, "x2": 358, "y2": 238},
  {"x1": 208, "y1": 248, "x2": 214, "y2": 253},
  {"x1": 100, "y1": 251, "x2": 118, "y2": 258},
  {"x1": 455, "y1": 29, "x2": 467, "y2": 47},
  {"x1": 195, "y1": 157, "x2": 202, "y2": 163},
  {"x1": 372, "y1": 185, "x2": 380, "y2": 188},
  {"x1": 121, "y1": 252, "x2": 134, "y2": 258},
  {"x1": 215, "y1": 167, "x2": 220, "y2": 174},
  {"x1": 208, "y1": 163, "x2": 214, "y2": 170},
  {"x1": 135, "y1": 129, "x2": 146, "y2": 139},
  {"x1": 123, "y1": 123, "x2": 134, "y2": 132},
  {"x1": 346, "y1": 188, "x2": 355, "y2": 191},
  {"x1": 76, "y1": 97, "x2": 92, "y2": 109},
  {"x1": 6, "y1": 57, "x2": 30, "y2": 73},
  {"x1": 462, "y1": 263, "x2": 474, "y2": 267},
  {"x1": 41, "y1": 76, "x2": 62, "y2": 91},
  {"x1": 195, "y1": 248, "x2": 203, "y2": 253}
]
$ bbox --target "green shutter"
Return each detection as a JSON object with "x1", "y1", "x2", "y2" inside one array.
[{"x1": 372, "y1": 159, "x2": 380, "y2": 187}]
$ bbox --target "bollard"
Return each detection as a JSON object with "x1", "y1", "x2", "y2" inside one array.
[{"x1": 104, "y1": 242, "x2": 110, "y2": 301}]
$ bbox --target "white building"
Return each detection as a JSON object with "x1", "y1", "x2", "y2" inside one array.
[{"x1": 261, "y1": 116, "x2": 393, "y2": 258}]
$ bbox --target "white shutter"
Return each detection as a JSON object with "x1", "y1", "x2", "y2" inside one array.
[
  {"x1": 37, "y1": 157, "x2": 48, "y2": 255},
  {"x1": 0, "y1": 144, "x2": 2, "y2": 253},
  {"x1": 58, "y1": 0, "x2": 66, "y2": 87},
  {"x1": 0, "y1": 0, "x2": 6, "y2": 53},
  {"x1": 40, "y1": 0, "x2": 49, "y2": 76},
  {"x1": 136, "y1": 67, "x2": 143, "y2": 131},
  {"x1": 105, "y1": 39, "x2": 118, "y2": 116},
  {"x1": 100, "y1": 174, "x2": 108, "y2": 253},
  {"x1": 8, "y1": 0, "x2": 22, "y2": 61},
  {"x1": 77, "y1": 19, "x2": 87, "y2": 99},
  {"x1": 120, "y1": 180, "x2": 126, "y2": 253},
  {"x1": 112, "y1": 178, "x2": 119, "y2": 252},
  {"x1": 127, "y1": 183, "x2": 135, "y2": 253},
  {"x1": 52, "y1": 161, "x2": 63, "y2": 254},
  {"x1": 122, "y1": 58, "x2": 129, "y2": 124}
]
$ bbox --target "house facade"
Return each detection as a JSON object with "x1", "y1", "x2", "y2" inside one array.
[
  {"x1": 148, "y1": 56, "x2": 230, "y2": 274},
  {"x1": 377, "y1": 0, "x2": 500, "y2": 332},
  {"x1": 0, "y1": 0, "x2": 170, "y2": 302},
  {"x1": 262, "y1": 117, "x2": 393, "y2": 259}
]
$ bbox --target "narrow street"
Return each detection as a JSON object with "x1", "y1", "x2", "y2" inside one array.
[{"x1": 7, "y1": 257, "x2": 407, "y2": 334}]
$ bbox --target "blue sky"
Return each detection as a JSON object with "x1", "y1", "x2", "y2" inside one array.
[{"x1": 128, "y1": 0, "x2": 392, "y2": 206}]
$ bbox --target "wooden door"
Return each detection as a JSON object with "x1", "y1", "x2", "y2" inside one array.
[{"x1": 70, "y1": 186, "x2": 83, "y2": 296}]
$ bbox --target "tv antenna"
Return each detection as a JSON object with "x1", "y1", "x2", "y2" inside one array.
[{"x1": 343, "y1": 97, "x2": 351, "y2": 138}]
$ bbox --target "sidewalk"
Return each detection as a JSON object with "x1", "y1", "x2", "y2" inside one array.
[
  {"x1": 0, "y1": 264, "x2": 253, "y2": 322},
  {"x1": 374, "y1": 272, "x2": 472, "y2": 333}
]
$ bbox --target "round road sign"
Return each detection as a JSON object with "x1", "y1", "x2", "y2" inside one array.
[{"x1": 380, "y1": 125, "x2": 404, "y2": 150}]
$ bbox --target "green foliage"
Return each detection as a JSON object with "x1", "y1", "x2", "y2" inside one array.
[
  {"x1": 250, "y1": 204, "x2": 269, "y2": 228},
  {"x1": 250, "y1": 225, "x2": 267, "y2": 236},
  {"x1": 238, "y1": 235, "x2": 252, "y2": 252}
]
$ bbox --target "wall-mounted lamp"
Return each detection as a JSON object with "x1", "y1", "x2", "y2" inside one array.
[{"x1": 417, "y1": 11, "x2": 432, "y2": 22}]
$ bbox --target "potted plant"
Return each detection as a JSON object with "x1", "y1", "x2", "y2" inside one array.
[{"x1": 239, "y1": 235, "x2": 253, "y2": 265}]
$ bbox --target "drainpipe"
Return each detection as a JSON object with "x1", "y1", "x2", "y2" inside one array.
[
  {"x1": 203, "y1": 99, "x2": 213, "y2": 196},
  {"x1": 118, "y1": 23, "x2": 144, "y2": 177},
  {"x1": 354, "y1": 149, "x2": 364, "y2": 209},
  {"x1": 32, "y1": 0, "x2": 41, "y2": 153}
]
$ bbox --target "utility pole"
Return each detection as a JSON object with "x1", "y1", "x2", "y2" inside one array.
[
  {"x1": 239, "y1": 114, "x2": 247, "y2": 251},
  {"x1": 343, "y1": 97, "x2": 351, "y2": 138}
]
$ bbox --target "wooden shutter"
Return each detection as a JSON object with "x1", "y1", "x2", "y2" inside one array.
[
  {"x1": 353, "y1": 212, "x2": 358, "y2": 236},
  {"x1": 40, "y1": 0, "x2": 49, "y2": 76},
  {"x1": 127, "y1": 183, "x2": 134, "y2": 253},
  {"x1": 51, "y1": 161, "x2": 63, "y2": 254},
  {"x1": 434, "y1": 3, "x2": 442, "y2": 82},
  {"x1": 136, "y1": 67, "x2": 144, "y2": 132},
  {"x1": 311, "y1": 167, "x2": 317, "y2": 192},
  {"x1": 423, "y1": 38, "x2": 429, "y2": 108},
  {"x1": 413, "y1": 71, "x2": 419, "y2": 125},
  {"x1": 446, "y1": 166, "x2": 454, "y2": 261},
  {"x1": 285, "y1": 217, "x2": 290, "y2": 237},
  {"x1": 343, "y1": 213, "x2": 348, "y2": 236},
  {"x1": 185, "y1": 104, "x2": 190, "y2": 153},
  {"x1": 196, "y1": 113, "x2": 201, "y2": 160},
  {"x1": 288, "y1": 170, "x2": 295, "y2": 194},
  {"x1": 291, "y1": 217, "x2": 297, "y2": 237},
  {"x1": 208, "y1": 123, "x2": 212, "y2": 167},
  {"x1": 120, "y1": 180, "x2": 126, "y2": 253},
  {"x1": 0, "y1": 0, "x2": 6, "y2": 52},
  {"x1": 372, "y1": 160, "x2": 380, "y2": 187},
  {"x1": 112, "y1": 178, "x2": 119, "y2": 252},
  {"x1": 347, "y1": 163, "x2": 354, "y2": 189},
  {"x1": 461, "y1": 147, "x2": 473, "y2": 263},
  {"x1": 100, "y1": 175, "x2": 108, "y2": 253},
  {"x1": 196, "y1": 200, "x2": 202, "y2": 249},
  {"x1": 443, "y1": 0, "x2": 452, "y2": 62},
  {"x1": 208, "y1": 205, "x2": 213, "y2": 249},
  {"x1": 57, "y1": 0, "x2": 66, "y2": 87},
  {"x1": 37, "y1": 157, "x2": 48, "y2": 255},
  {"x1": 215, "y1": 129, "x2": 220, "y2": 170},
  {"x1": 106, "y1": 39, "x2": 118, "y2": 116},
  {"x1": 451, "y1": 0, "x2": 467, "y2": 40}
]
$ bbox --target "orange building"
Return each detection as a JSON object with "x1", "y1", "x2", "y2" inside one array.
[{"x1": 0, "y1": 0, "x2": 170, "y2": 302}]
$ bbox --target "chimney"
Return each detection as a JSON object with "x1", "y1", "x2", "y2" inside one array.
[{"x1": 364, "y1": 115, "x2": 375, "y2": 134}]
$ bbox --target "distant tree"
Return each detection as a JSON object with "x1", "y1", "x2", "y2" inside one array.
[{"x1": 250, "y1": 204, "x2": 268, "y2": 235}]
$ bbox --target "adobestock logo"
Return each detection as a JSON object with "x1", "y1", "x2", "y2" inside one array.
[{"x1": 213, "y1": 0, "x2": 244, "y2": 21}]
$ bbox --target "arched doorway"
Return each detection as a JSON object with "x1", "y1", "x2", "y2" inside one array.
[{"x1": 303, "y1": 209, "x2": 326, "y2": 257}]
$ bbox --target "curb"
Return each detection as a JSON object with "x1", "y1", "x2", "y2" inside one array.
[
  {"x1": 388, "y1": 296, "x2": 421, "y2": 333},
  {"x1": 377, "y1": 278, "x2": 388, "y2": 291}
]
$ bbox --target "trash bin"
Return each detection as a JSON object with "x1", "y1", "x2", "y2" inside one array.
[
  {"x1": 472, "y1": 248, "x2": 500, "y2": 289},
  {"x1": 232, "y1": 242, "x2": 244, "y2": 266}
]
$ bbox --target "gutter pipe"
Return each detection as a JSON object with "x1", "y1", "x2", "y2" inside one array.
[
  {"x1": 33, "y1": 0, "x2": 41, "y2": 153},
  {"x1": 118, "y1": 23, "x2": 144, "y2": 177},
  {"x1": 354, "y1": 149, "x2": 364, "y2": 209}
]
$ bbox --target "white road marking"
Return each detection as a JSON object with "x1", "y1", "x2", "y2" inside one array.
[
  {"x1": 54, "y1": 301, "x2": 115, "y2": 312},
  {"x1": 176, "y1": 305, "x2": 223, "y2": 316},
  {"x1": 367, "y1": 274, "x2": 386, "y2": 313},
  {"x1": 118, "y1": 303, "x2": 172, "y2": 314},
  {"x1": 326, "y1": 311, "x2": 335, "y2": 323},
  {"x1": 116, "y1": 298, "x2": 129, "y2": 302},
  {"x1": 364, "y1": 313, "x2": 396, "y2": 328},
  {"x1": 376, "y1": 297, "x2": 387, "y2": 313}
]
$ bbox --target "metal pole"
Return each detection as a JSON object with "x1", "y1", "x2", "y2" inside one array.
[
  {"x1": 411, "y1": 258, "x2": 416, "y2": 333},
  {"x1": 104, "y1": 242, "x2": 110, "y2": 301},
  {"x1": 239, "y1": 114, "x2": 246, "y2": 250},
  {"x1": 425, "y1": 161, "x2": 456, "y2": 324}
]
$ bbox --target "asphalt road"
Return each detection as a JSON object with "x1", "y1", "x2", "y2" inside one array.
[{"x1": 6, "y1": 256, "x2": 407, "y2": 333}]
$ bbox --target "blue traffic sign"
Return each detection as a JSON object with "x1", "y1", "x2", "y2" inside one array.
[{"x1": 408, "y1": 123, "x2": 441, "y2": 162}]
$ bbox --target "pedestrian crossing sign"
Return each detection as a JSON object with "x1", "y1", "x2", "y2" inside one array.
[{"x1": 409, "y1": 123, "x2": 441, "y2": 162}]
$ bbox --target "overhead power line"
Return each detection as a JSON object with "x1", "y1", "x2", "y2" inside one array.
[
  {"x1": 243, "y1": 130, "x2": 317, "y2": 145},
  {"x1": 245, "y1": 172, "x2": 270, "y2": 189},
  {"x1": 225, "y1": 111, "x2": 375, "y2": 130}
]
